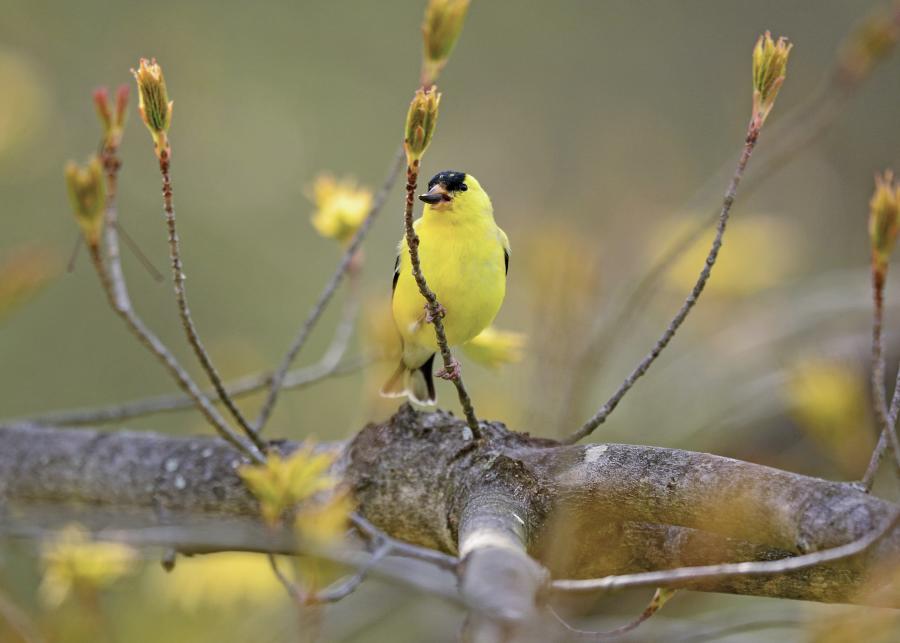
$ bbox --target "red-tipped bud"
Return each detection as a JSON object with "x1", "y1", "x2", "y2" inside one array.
[
  {"x1": 114, "y1": 84, "x2": 129, "y2": 131},
  {"x1": 94, "y1": 85, "x2": 129, "y2": 149},
  {"x1": 93, "y1": 87, "x2": 112, "y2": 132}
]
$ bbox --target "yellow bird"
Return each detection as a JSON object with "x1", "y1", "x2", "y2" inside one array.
[{"x1": 382, "y1": 171, "x2": 509, "y2": 404}]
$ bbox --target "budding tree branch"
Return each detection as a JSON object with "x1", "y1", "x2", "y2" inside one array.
[
  {"x1": 252, "y1": 145, "x2": 406, "y2": 435},
  {"x1": 566, "y1": 119, "x2": 764, "y2": 444}
]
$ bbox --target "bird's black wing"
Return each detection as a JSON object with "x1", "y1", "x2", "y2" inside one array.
[
  {"x1": 392, "y1": 253, "x2": 400, "y2": 296},
  {"x1": 504, "y1": 248, "x2": 509, "y2": 275}
]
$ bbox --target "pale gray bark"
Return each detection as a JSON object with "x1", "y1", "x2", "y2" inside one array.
[{"x1": 2, "y1": 405, "x2": 899, "y2": 634}]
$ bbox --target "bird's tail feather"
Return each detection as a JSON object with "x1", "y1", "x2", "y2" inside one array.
[
  {"x1": 380, "y1": 363, "x2": 407, "y2": 398},
  {"x1": 380, "y1": 354, "x2": 436, "y2": 405},
  {"x1": 412, "y1": 354, "x2": 436, "y2": 404}
]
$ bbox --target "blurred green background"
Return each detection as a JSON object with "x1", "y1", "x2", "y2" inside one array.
[{"x1": 3, "y1": 0, "x2": 900, "y2": 640}]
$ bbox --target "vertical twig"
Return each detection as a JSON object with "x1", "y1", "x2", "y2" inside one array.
[
  {"x1": 861, "y1": 270, "x2": 900, "y2": 489},
  {"x1": 252, "y1": 145, "x2": 406, "y2": 435},
  {"x1": 267, "y1": 554, "x2": 325, "y2": 643},
  {"x1": 863, "y1": 432, "x2": 890, "y2": 489},
  {"x1": 861, "y1": 396, "x2": 900, "y2": 490},
  {"x1": 268, "y1": 553, "x2": 307, "y2": 604},
  {"x1": 86, "y1": 242, "x2": 263, "y2": 463},
  {"x1": 564, "y1": 121, "x2": 763, "y2": 444},
  {"x1": 559, "y1": 87, "x2": 842, "y2": 433},
  {"x1": 98, "y1": 146, "x2": 128, "y2": 310},
  {"x1": 91, "y1": 141, "x2": 264, "y2": 463},
  {"x1": 401, "y1": 161, "x2": 481, "y2": 439},
  {"x1": 560, "y1": 1, "x2": 900, "y2": 432},
  {"x1": 155, "y1": 148, "x2": 268, "y2": 454}
]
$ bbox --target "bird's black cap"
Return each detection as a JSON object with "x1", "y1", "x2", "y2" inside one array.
[{"x1": 427, "y1": 170, "x2": 468, "y2": 192}]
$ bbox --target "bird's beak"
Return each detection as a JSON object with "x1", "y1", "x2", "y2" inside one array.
[{"x1": 418, "y1": 184, "x2": 450, "y2": 205}]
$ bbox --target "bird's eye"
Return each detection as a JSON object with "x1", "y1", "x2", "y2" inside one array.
[{"x1": 460, "y1": 183, "x2": 468, "y2": 192}]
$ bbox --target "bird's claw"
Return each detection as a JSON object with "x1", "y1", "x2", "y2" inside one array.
[
  {"x1": 436, "y1": 358, "x2": 461, "y2": 381},
  {"x1": 424, "y1": 302, "x2": 446, "y2": 324}
]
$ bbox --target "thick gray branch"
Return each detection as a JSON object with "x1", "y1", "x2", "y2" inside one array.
[{"x1": 2, "y1": 406, "x2": 899, "y2": 618}]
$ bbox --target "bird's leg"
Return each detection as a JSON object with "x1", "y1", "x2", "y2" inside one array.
[
  {"x1": 436, "y1": 357, "x2": 461, "y2": 381},
  {"x1": 424, "y1": 301, "x2": 446, "y2": 324}
]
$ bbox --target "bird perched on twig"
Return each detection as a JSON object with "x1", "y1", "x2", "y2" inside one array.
[{"x1": 382, "y1": 170, "x2": 509, "y2": 404}]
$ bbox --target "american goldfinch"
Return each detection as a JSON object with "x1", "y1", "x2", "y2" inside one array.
[{"x1": 382, "y1": 170, "x2": 509, "y2": 404}]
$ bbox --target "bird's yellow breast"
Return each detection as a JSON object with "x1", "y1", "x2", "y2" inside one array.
[{"x1": 393, "y1": 215, "x2": 507, "y2": 353}]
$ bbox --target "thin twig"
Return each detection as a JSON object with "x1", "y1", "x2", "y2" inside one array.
[
  {"x1": 864, "y1": 432, "x2": 890, "y2": 490},
  {"x1": 861, "y1": 270, "x2": 900, "y2": 489},
  {"x1": 561, "y1": 91, "x2": 838, "y2": 431},
  {"x1": 560, "y1": 18, "x2": 894, "y2": 432},
  {"x1": 266, "y1": 551, "x2": 333, "y2": 643},
  {"x1": 315, "y1": 540, "x2": 392, "y2": 603},
  {"x1": 548, "y1": 588, "x2": 673, "y2": 641},
  {"x1": 115, "y1": 220, "x2": 164, "y2": 282},
  {"x1": 90, "y1": 144, "x2": 264, "y2": 463},
  {"x1": 252, "y1": 145, "x2": 406, "y2": 435},
  {"x1": 65, "y1": 234, "x2": 82, "y2": 273},
  {"x1": 552, "y1": 509, "x2": 900, "y2": 594},
  {"x1": 565, "y1": 120, "x2": 764, "y2": 444},
  {"x1": 98, "y1": 145, "x2": 129, "y2": 309},
  {"x1": 11, "y1": 358, "x2": 367, "y2": 427},
  {"x1": 401, "y1": 161, "x2": 481, "y2": 438},
  {"x1": 350, "y1": 514, "x2": 459, "y2": 572},
  {"x1": 5, "y1": 519, "x2": 459, "y2": 605},
  {"x1": 268, "y1": 553, "x2": 307, "y2": 604},
  {"x1": 289, "y1": 517, "x2": 438, "y2": 603},
  {"x1": 86, "y1": 244, "x2": 262, "y2": 462},
  {"x1": 155, "y1": 148, "x2": 267, "y2": 454},
  {"x1": 862, "y1": 413, "x2": 900, "y2": 491},
  {"x1": 10, "y1": 300, "x2": 365, "y2": 427},
  {"x1": 268, "y1": 522, "x2": 422, "y2": 607}
]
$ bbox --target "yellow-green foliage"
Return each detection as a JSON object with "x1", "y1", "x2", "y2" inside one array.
[{"x1": 238, "y1": 445, "x2": 338, "y2": 526}]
